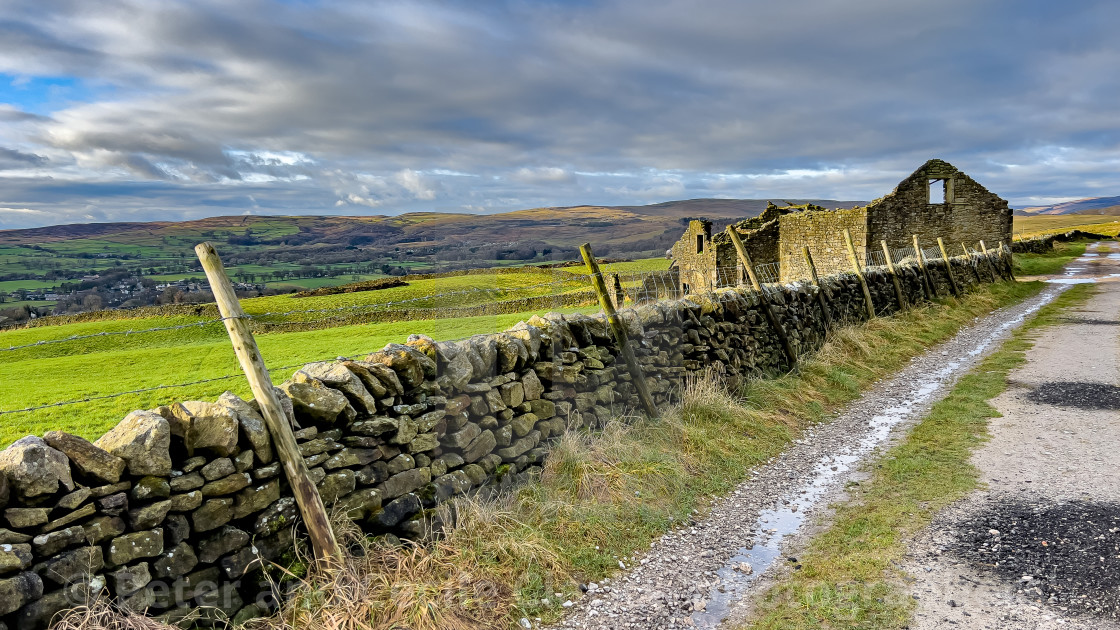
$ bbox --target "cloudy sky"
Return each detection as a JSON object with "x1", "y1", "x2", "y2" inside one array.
[{"x1": 1, "y1": 0, "x2": 1118, "y2": 229}]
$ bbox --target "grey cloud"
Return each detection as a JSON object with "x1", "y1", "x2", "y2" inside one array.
[
  {"x1": 0, "y1": 147, "x2": 46, "y2": 168},
  {"x1": 0, "y1": 106, "x2": 51, "y2": 123},
  {"x1": 0, "y1": 0, "x2": 1118, "y2": 227}
]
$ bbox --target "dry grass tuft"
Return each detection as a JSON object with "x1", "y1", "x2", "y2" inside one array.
[
  {"x1": 252, "y1": 503, "x2": 565, "y2": 630},
  {"x1": 51, "y1": 598, "x2": 185, "y2": 630}
]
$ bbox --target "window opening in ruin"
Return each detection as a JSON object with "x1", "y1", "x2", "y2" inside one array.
[
  {"x1": 929, "y1": 179, "x2": 945, "y2": 204},
  {"x1": 696, "y1": 234, "x2": 704, "y2": 253}
]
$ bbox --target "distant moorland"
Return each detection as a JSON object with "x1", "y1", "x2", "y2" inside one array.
[{"x1": 0, "y1": 198, "x2": 861, "y2": 320}]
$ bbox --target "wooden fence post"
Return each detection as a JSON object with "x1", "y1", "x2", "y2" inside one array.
[
  {"x1": 725, "y1": 227, "x2": 798, "y2": 368},
  {"x1": 580, "y1": 243, "x2": 659, "y2": 419},
  {"x1": 195, "y1": 242, "x2": 342, "y2": 565},
  {"x1": 937, "y1": 237, "x2": 961, "y2": 297},
  {"x1": 611, "y1": 273, "x2": 625, "y2": 310},
  {"x1": 960, "y1": 242, "x2": 983, "y2": 284},
  {"x1": 802, "y1": 246, "x2": 832, "y2": 331},
  {"x1": 1001, "y1": 241, "x2": 1017, "y2": 280},
  {"x1": 843, "y1": 229, "x2": 876, "y2": 319},
  {"x1": 881, "y1": 240, "x2": 907, "y2": 311},
  {"x1": 979, "y1": 241, "x2": 1003, "y2": 281},
  {"x1": 913, "y1": 235, "x2": 936, "y2": 299}
]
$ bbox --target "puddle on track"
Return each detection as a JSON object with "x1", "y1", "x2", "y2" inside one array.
[
  {"x1": 1044, "y1": 247, "x2": 1114, "y2": 285},
  {"x1": 691, "y1": 288, "x2": 1064, "y2": 628}
]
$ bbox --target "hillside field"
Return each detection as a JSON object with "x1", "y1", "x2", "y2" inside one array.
[
  {"x1": 0, "y1": 258, "x2": 674, "y2": 447},
  {"x1": 1014, "y1": 213, "x2": 1120, "y2": 237}
]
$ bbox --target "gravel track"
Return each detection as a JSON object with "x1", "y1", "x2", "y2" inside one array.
[
  {"x1": 906, "y1": 242, "x2": 1120, "y2": 630},
  {"x1": 547, "y1": 284, "x2": 1066, "y2": 630}
]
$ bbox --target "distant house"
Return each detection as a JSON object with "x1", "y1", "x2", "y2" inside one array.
[{"x1": 669, "y1": 159, "x2": 1012, "y2": 291}]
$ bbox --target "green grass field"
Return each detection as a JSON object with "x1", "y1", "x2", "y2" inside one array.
[
  {"x1": 0, "y1": 258, "x2": 637, "y2": 447},
  {"x1": 0, "y1": 305, "x2": 599, "y2": 448},
  {"x1": 0, "y1": 299, "x2": 58, "y2": 310},
  {"x1": 1014, "y1": 241, "x2": 1089, "y2": 276},
  {"x1": 0, "y1": 279, "x2": 66, "y2": 293}
]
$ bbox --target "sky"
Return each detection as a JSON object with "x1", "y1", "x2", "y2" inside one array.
[{"x1": 1, "y1": 0, "x2": 1119, "y2": 229}]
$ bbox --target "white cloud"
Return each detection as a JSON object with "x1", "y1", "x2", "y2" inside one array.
[
  {"x1": 509, "y1": 167, "x2": 575, "y2": 185},
  {"x1": 393, "y1": 169, "x2": 438, "y2": 201}
]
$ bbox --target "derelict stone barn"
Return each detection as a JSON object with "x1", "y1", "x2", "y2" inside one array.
[{"x1": 669, "y1": 159, "x2": 1013, "y2": 291}]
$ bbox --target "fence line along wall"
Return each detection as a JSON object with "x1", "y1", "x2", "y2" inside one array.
[{"x1": 0, "y1": 248, "x2": 1012, "y2": 628}]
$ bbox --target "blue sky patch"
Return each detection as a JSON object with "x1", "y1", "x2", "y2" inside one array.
[{"x1": 0, "y1": 74, "x2": 96, "y2": 115}]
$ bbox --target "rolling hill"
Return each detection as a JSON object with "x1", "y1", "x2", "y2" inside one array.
[
  {"x1": 1016, "y1": 196, "x2": 1120, "y2": 216},
  {"x1": 0, "y1": 198, "x2": 864, "y2": 317},
  {"x1": 0, "y1": 198, "x2": 865, "y2": 252}
]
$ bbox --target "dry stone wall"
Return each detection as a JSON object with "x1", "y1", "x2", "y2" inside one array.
[
  {"x1": 0, "y1": 250, "x2": 1014, "y2": 629},
  {"x1": 1009, "y1": 230, "x2": 1109, "y2": 255}
]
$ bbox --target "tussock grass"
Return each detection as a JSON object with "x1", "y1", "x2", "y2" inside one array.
[
  {"x1": 741, "y1": 283, "x2": 1095, "y2": 630},
  {"x1": 247, "y1": 281, "x2": 1042, "y2": 630},
  {"x1": 253, "y1": 517, "x2": 533, "y2": 630},
  {"x1": 51, "y1": 599, "x2": 184, "y2": 630}
]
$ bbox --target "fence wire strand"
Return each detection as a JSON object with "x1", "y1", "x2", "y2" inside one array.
[
  {"x1": 2, "y1": 318, "x2": 230, "y2": 353},
  {"x1": 0, "y1": 243, "x2": 1009, "y2": 416}
]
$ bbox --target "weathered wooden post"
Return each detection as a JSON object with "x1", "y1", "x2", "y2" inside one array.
[
  {"x1": 843, "y1": 228, "x2": 876, "y2": 319},
  {"x1": 881, "y1": 240, "x2": 907, "y2": 311},
  {"x1": 913, "y1": 235, "x2": 936, "y2": 298},
  {"x1": 725, "y1": 227, "x2": 798, "y2": 368},
  {"x1": 1001, "y1": 241, "x2": 1017, "y2": 280},
  {"x1": 802, "y1": 246, "x2": 832, "y2": 331},
  {"x1": 960, "y1": 242, "x2": 983, "y2": 284},
  {"x1": 979, "y1": 241, "x2": 1002, "y2": 281},
  {"x1": 937, "y1": 237, "x2": 961, "y2": 297},
  {"x1": 195, "y1": 242, "x2": 342, "y2": 565},
  {"x1": 580, "y1": 243, "x2": 659, "y2": 418},
  {"x1": 611, "y1": 273, "x2": 625, "y2": 309}
]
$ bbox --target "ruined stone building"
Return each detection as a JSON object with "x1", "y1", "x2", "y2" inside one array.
[{"x1": 669, "y1": 159, "x2": 1012, "y2": 292}]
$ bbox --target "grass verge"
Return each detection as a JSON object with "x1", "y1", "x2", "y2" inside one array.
[
  {"x1": 740, "y1": 282, "x2": 1094, "y2": 630},
  {"x1": 1013, "y1": 241, "x2": 1088, "y2": 276},
  {"x1": 252, "y1": 280, "x2": 1045, "y2": 630}
]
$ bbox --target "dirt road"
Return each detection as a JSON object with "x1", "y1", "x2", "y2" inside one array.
[
  {"x1": 907, "y1": 242, "x2": 1120, "y2": 629},
  {"x1": 549, "y1": 261, "x2": 1072, "y2": 629}
]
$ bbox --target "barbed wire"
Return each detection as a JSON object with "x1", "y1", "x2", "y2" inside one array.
[
  {"x1": 246, "y1": 275, "x2": 587, "y2": 321},
  {"x1": 0, "y1": 278, "x2": 592, "y2": 415},
  {"x1": 1, "y1": 318, "x2": 230, "y2": 353},
  {"x1": 0, "y1": 373, "x2": 245, "y2": 416},
  {"x1": 0, "y1": 247, "x2": 1009, "y2": 415}
]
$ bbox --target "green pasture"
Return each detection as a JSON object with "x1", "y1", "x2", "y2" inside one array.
[
  {"x1": 0, "y1": 258, "x2": 673, "y2": 446},
  {"x1": 241, "y1": 270, "x2": 589, "y2": 321},
  {"x1": 572, "y1": 257, "x2": 671, "y2": 275},
  {"x1": 0, "y1": 279, "x2": 62, "y2": 293},
  {"x1": 0, "y1": 300, "x2": 57, "y2": 310},
  {"x1": 0, "y1": 305, "x2": 599, "y2": 447},
  {"x1": 263, "y1": 274, "x2": 386, "y2": 291}
]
